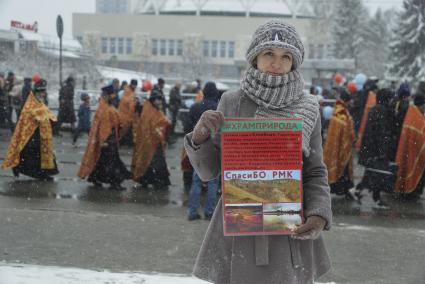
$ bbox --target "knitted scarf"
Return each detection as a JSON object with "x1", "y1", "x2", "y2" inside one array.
[{"x1": 240, "y1": 66, "x2": 319, "y2": 157}]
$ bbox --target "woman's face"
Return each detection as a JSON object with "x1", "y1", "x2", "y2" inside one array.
[{"x1": 255, "y1": 48, "x2": 293, "y2": 75}]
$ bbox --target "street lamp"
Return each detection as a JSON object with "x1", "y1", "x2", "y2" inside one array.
[{"x1": 56, "y1": 15, "x2": 63, "y2": 87}]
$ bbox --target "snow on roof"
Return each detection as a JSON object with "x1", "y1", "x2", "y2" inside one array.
[
  {"x1": 40, "y1": 49, "x2": 81, "y2": 59},
  {"x1": 96, "y1": 65, "x2": 158, "y2": 84},
  {"x1": 0, "y1": 29, "x2": 19, "y2": 41},
  {"x1": 156, "y1": 0, "x2": 311, "y2": 17},
  {"x1": 19, "y1": 31, "x2": 87, "y2": 58},
  {"x1": 19, "y1": 31, "x2": 82, "y2": 51}
]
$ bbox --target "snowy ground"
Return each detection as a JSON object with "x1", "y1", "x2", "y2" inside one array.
[
  {"x1": 0, "y1": 263, "x2": 207, "y2": 284},
  {"x1": 0, "y1": 263, "x2": 337, "y2": 284}
]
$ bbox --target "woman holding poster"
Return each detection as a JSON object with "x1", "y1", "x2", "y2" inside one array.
[{"x1": 184, "y1": 20, "x2": 331, "y2": 284}]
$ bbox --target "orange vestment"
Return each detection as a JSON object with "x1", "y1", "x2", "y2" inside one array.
[
  {"x1": 78, "y1": 97, "x2": 121, "y2": 178},
  {"x1": 394, "y1": 105, "x2": 425, "y2": 193},
  {"x1": 355, "y1": 91, "x2": 376, "y2": 150},
  {"x1": 323, "y1": 100, "x2": 355, "y2": 184},
  {"x1": 131, "y1": 100, "x2": 171, "y2": 181},
  {"x1": 2, "y1": 93, "x2": 57, "y2": 170},
  {"x1": 118, "y1": 86, "x2": 137, "y2": 139}
]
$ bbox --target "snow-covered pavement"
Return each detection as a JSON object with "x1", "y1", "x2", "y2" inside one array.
[
  {"x1": 0, "y1": 263, "x2": 208, "y2": 284},
  {"x1": 0, "y1": 263, "x2": 337, "y2": 284}
]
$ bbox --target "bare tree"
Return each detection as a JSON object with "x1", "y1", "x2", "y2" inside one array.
[
  {"x1": 181, "y1": 34, "x2": 207, "y2": 79},
  {"x1": 83, "y1": 31, "x2": 101, "y2": 58}
]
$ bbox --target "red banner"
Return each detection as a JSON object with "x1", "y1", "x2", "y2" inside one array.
[{"x1": 10, "y1": 20, "x2": 38, "y2": 33}]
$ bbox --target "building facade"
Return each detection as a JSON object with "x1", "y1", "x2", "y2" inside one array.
[{"x1": 74, "y1": 0, "x2": 354, "y2": 85}]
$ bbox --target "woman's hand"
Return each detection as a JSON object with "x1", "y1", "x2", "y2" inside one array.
[
  {"x1": 192, "y1": 110, "x2": 224, "y2": 145},
  {"x1": 291, "y1": 215, "x2": 326, "y2": 240}
]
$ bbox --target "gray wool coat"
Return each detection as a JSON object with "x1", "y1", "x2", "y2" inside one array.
[{"x1": 184, "y1": 90, "x2": 332, "y2": 284}]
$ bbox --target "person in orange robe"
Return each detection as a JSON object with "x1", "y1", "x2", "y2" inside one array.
[
  {"x1": 132, "y1": 90, "x2": 171, "y2": 189},
  {"x1": 323, "y1": 89, "x2": 356, "y2": 200},
  {"x1": 2, "y1": 79, "x2": 58, "y2": 181},
  {"x1": 118, "y1": 79, "x2": 138, "y2": 146},
  {"x1": 394, "y1": 94, "x2": 425, "y2": 200},
  {"x1": 78, "y1": 85, "x2": 132, "y2": 189}
]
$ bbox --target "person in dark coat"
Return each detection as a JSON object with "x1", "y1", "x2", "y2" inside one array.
[
  {"x1": 82, "y1": 76, "x2": 87, "y2": 90},
  {"x1": 390, "y1": 82, "x2": 411, "y2": 160},
  {"x1": 72, "y1": 93, "x2": 91, "y2": 144},
  {"x1": 78, "y1": 85, "x2": 132, "y2": 190},
  {"x1": 187, "y1": 82, "x2": 220, "y2": 221},
  {"x1": 21, "y1": 77, "x2": 32, "y2": 107},
  {"x1": 3, "y1": 71, "x2": 16, "y2": 130},
  {"x1": 168, "y1": 81, "x2": 182, "y2": 134},
  {"x1": 110, "y1": 78, "x2": 121, "y2": 108},
  {"x1": 349, "y1": 73, "x2": 368, "y2": 133},
  {"x1": 356, "y1": 88, "x2": 397, "y2": 209},
  {"x1": 0, "y1": 72, "x2": 6, "y2": 126},
  {"x1": 152, "y1": 78, "x2": 167, "y2": 111},
  {"x1": 2, "y1": 79, "x2": 59, "y2": 181},
  {"x1": 187, "y1": 82, "x2": 219, "y2": 132},
  {"x1": 56, "y1": 76, "x2": 76, "y2": 135}
]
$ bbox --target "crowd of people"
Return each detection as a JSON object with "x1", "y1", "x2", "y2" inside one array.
[
  {"x1": 319, "y1": 73, "x2": 425, "y2": 209},
  {"x1": 0, "y1": 18, "x2": 424, "y2": 284},
  {"x1": 0, "y1": 59, "x2": 423, "y2": 211},
  {"x1": 0, "y1": 72, "x2": 219, "y2": 197},
  {"x1": 0, "y1": 73, "x2": 173, "y2": 189}
]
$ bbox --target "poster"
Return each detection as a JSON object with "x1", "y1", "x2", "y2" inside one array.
[{"x1": 221, "y1": 118, "x2": 303, "y2": 236}]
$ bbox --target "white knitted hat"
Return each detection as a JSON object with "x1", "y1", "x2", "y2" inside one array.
[{"x1": 246, "y1": 20, "x2": 305, "y2": 70}]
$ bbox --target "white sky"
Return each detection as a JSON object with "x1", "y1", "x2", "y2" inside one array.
[
  {"x1": 0, "y1": 0, "x2": 95, "y2": 39},
  {"x1": 0, "y1": 0, "x2": 404, "y2": 38}
]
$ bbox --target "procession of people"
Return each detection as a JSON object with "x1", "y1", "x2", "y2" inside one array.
[
  {"x1": 0, "y1": 25, "x2": 424, "y2": 284},
  {"x1": 320, "y1": 74, "x2": 425, "y2": 208}
]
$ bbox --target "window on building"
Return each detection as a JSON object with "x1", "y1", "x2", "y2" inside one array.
[
  {"x1": 109, "y1": 37, "x2": 116, "y2": 54},
  {"x1": 177, "y1": 39, "x2": 183, "y2": 56},
  {"x1": 203, "y1": 40, "x2": 210, "y2": 57},
  {"x1": 326, "y1": 44, "x2": 333, "y2": 58},
  {"x1": 228, "y1": 41, "x2": 235, "y2": 58},
  {"x1": 168, "y1": 39, "x2": 175, "y2": 56},
  {"x1": 160, "y1": 39, "x2": 166, "y2": 56},
  {"x1": 317, "y1": 44, "x2": 324, "y2": 59},
  {"x1": 308, "y1": 44, "x2": 315, "y2": 59},
  {"x1": 220, "y1": 41, "x2": 226, "y2": 58},
  {"x1": 152, "y1": 39, "x2": 158, "y2": 55},
  {"x1": 118, "y1": 38, "x2": 124, "y2": 54},
  {"x1": 211, "y1": 40, "x2": 218, "y2": 58},
  {"x1": 126, "y1": 38, "x2": 132, "y2": 54},
  {"x1": 101, "y1": 37, "x2": 108, "y2": 53},
  {"x1": 118, "y1": 1, "x2": 127, "y2": 13}
]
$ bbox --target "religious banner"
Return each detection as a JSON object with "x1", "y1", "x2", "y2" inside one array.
[{"x1": 221, "y1": 118, "x2": 303, "y2": 236}]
